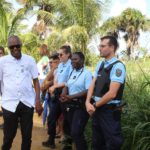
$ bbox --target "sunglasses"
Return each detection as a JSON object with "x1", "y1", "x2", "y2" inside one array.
[{"x1": 9, "y1": 44, "x2": 21, "y2": 50}]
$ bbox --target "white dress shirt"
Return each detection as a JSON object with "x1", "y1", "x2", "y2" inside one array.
[{"x1": 0, "y1": 54, "x2": 39, "y2": 112}]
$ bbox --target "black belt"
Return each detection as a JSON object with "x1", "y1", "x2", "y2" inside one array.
[
  {"x1": 65, "y1": 98, "x2": 85, "y2": 111},
  {"x1": 105, "y1": 104, "x2": 118, "y2": 110},
  {"x1": 104, "y1": 102, "x2": 126, "y2": 110}
]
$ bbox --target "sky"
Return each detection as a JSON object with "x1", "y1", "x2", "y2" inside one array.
[
  {"x1": 8, "y1": 0, "x2": 150, "y2": 55},
  {"x1": 102, "y1": 0, "x2": 150, "y2": 55},
  {"x1": 108, "y1": 0, "x2": 150, "y2": 18}
]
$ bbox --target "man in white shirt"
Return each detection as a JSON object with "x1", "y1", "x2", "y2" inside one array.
[{"x1": 0, "y1": 35, "x2": 43, "y2": 150}]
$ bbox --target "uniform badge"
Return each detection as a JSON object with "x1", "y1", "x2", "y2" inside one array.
[{"x1": 116, "y1": 69, "x2": 122, "y2": 77}]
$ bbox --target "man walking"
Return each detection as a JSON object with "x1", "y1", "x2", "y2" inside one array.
[{"x1": 0, "y1": 35, "x2": 43, "y2": 150}]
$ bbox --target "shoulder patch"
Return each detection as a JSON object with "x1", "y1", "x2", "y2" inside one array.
[{"x1": 115, "y1": 68, "x2": 122, "y2": 77}]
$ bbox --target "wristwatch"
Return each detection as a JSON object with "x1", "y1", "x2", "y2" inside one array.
[{"x1": 93, "y1": 102, "x2": 97, "y2": 109}]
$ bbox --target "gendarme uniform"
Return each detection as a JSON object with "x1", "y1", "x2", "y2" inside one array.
[
  {"x1": 65, "y1": 67, "x2": 92, "y2": 150},
  {"x1": 56, "y1": 59, "x2": 72, "y2": 84},
  {"x1": 92, "y1": 57, "x2": 126, "y2": 150},
  {"x1": 67, "y1": 67, "x2": 92, "y2": 95},
  {"x1": 47, "y1": 59, "x2": 72, "y2": 146}
]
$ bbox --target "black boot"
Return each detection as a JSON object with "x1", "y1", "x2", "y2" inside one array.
[
  {"x1": 62, "y1": 137, "x2": 72, "y2": 150},
  {"x1": 42, "y1": 136, "x2": 55, "y2": 149}
]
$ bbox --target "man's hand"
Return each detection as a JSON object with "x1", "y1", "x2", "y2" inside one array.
[
  {"x1": 35, "y1": 100, "x2": 43, "y2": 116},
  {"x1": 60, "y1": 95, "x2": 72, "y2": 103},
  {"x1": 85, "y1": 101, "x2": 95, "y2": 116}
]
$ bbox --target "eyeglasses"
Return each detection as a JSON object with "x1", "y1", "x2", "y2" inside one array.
[
  {"x1": 99, "y1": 44, "x2": 109, "y2": 48},
  {"x1": 8, "y1": 44, "x2": 21, "y2": 50}
]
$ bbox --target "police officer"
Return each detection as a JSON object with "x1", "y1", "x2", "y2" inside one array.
[
  {"x1": 60, "y1": 52, "x2": 92, "y2": 150},
  {"x1": 86, "y1": 35, "x2": 126, "y2": 150},
  {"x1": 42, "y1": 45, "x2": 72, "y2": 149}
]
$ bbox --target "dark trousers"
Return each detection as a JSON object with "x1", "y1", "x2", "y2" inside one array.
[
  {"x1": 47, "y1": 98, "x2": 62, "y2": 140},
  {"x1": 2, "y1": 102, "x2": 34, "y2": 150},
  {"x1": 92, "y1": 105, "x2": 123, "y2": 150},
  {"x1": 64, "y1": 108, "x2": 89, "y2": 150}
]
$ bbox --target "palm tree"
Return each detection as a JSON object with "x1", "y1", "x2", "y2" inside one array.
[
  {"x1": 15, "y1": 0, "x2": 109, "y2": 54},
  {"x1": 44, "y1": 0, "x2": 105, "y2": 54},
  {"x1": 100, "y1": 8, "x2": 150, "y2": 59},
  {"x1": 20, "y1": 32, "x2": 41, "y2": 61},
  {"x1": 0, "y1": 1, "x2": 28, "y2": 48}
]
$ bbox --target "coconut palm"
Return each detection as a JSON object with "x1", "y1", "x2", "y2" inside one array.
[
  {"x1": 20, "y1": 32, "x2": 41, "y2": 61},
  {"x1": 0, "y1": 1, "x2": 28, "y2": 48},
  {"x1": 15, "y1": 0, "x2": 109, "y2": 54},
  {"x1": 100, "y1": 8, "x2": 150, "y2": 59},
  {"x1": 42, "y1": 0, "x2": 105, "y2": 53}
]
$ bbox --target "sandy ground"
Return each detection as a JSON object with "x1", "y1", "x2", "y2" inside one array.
[{"x1": 0, "y1": 113, "x2": 62, "y2": 150}]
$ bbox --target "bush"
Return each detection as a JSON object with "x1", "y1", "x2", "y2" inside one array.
[{"x1": 122, "y1": 61, "x2": 150, "y2": 150}]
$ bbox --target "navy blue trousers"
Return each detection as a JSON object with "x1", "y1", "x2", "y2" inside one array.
[
  {"x1": 64, "y1": 108, "x2": 89, "y2": 150},
  {"x1": 92, "y1": 105, "x2": 123, "y2": 150},
  {"x1": 47, "y1": 98, "x2": 62, "y2": 139}
]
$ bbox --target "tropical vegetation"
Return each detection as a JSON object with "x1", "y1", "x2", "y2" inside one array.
[
  {"x1": 100, "y1": 8, "x2": 150, "y2": 59},
  {"x1": 0, "y1": 1, "x2": 150, "y2": 149}
]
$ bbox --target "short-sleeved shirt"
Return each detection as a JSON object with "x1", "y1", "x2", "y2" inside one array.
[
  {"x1": 93, "y1": 57, "x2": 126, "y2": 104},
  {"x1": 37, "y1": 56, "x2": 49, "y2": 80},
  {"x1": 0, "y1": 54, "x2": 39, "y2": 112},
  {"x1": 66, "y1": 67, "x2": 92, "y2": 95},
  {"x1": 55, "y1": 59, "x2": 72, "y2": 84}
]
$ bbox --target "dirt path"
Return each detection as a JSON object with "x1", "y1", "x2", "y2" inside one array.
[{"x1": 0, "y1": 113, "x2": 62, "y2": 150}]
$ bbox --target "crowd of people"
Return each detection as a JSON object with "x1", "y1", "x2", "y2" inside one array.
[{"x1": 0, "y1": 35, "x2": 126, "y2": 150}]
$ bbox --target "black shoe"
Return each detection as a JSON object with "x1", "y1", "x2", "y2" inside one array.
[
  {"x1": 42, "y1": 138, "x2": 55, "y2": 149},
  {"x1": 62, "y1": 145, "x2": 72, "y2": 150}
]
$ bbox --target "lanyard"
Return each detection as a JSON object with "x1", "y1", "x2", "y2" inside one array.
[{"x1": 67, "y1": 67, "x2": 84, "y2": 85}]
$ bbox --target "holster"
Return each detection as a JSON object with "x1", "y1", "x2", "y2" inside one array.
[{"x1": 65, "y1": 98, "x2": 86, "y2": 112}]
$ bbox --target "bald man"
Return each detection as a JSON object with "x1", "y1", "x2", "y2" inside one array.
[{"x1": 0, "y1": 35, "x2": 43, "y2": 150}]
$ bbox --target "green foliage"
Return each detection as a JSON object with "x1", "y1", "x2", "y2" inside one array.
[
  {"x1": 85, "y1": 50, "x2": 100, "y2": 67},
  {"x1": 19, "y1": 0, "x2": 108, "y2": 54},
  {"x1": 100, "y1": 8, "x2": 150, "y2": 59},
  {"x1": 46, "y1": 30, "x2": 65, "y2": 53},
  {"x1": 0, "y1": 1, "x2": 28, "y2": 47},
  {"x1": 63, "y1": 25, "x2": 89, "y2": 53},
  {"x1": 121, "y1": 60, "x2": 150, "y2": 149},
  {"x1": 21, "y1": 32, "x2": 41, "y2": 62}
]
